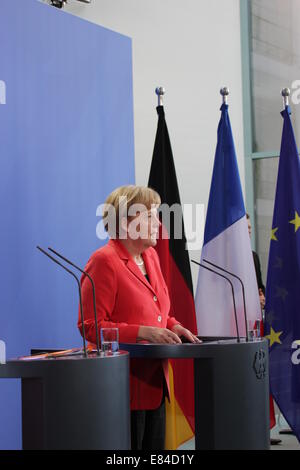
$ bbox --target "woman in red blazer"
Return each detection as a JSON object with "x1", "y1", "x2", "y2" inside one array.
[{"x1": 78, "y1": 185, "x2": 199, "y2": 449}]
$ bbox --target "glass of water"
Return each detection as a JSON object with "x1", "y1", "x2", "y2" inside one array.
[
  {"x1": 247, "y1": 319, "x2": 262, "y2": 341},
  {"x1": 254, "y1": 319, "x2": 262, "y2": 339},
  {"x1": 101, "y1": 328, "x2": 119, "y2": 355}
]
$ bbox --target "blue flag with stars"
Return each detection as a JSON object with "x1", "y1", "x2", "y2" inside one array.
[{"x1": 265, "y1": 105, "x2": 300, "y2": 442}]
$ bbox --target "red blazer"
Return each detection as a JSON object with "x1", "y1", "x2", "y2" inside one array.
[{"x1": 78, "y1": 239, "x2": 180, "y2": 410}]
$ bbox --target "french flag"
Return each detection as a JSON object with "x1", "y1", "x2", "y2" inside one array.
[{"x1": 195, "y1": 103, "x2": 261, "y2": 338}]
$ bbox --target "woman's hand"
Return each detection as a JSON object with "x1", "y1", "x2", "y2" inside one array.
[
  {"x1": 171, "y1": 324, "x2": 202, "y2": 344},
  {"x1": 137, "y1": 326, "x2": 182, "y2": 344}
]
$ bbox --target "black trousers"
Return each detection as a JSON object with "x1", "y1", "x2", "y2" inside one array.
[{"x1": 130, "y1": 399, "x2": 166, "y2": 450}]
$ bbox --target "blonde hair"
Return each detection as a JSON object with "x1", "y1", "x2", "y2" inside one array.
[{"x1": 103, "y1": 185, "x2": 161, "y2": 237}]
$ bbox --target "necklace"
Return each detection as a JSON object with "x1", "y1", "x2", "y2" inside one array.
[{"x1": 134, "y1": 256, "x2": 144, "y2": 266}]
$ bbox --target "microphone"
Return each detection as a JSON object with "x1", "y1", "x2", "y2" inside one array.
[
  {"x1": 47, "y1": 247, "x2": 101, "y2": 356},
  {"x1": 202, "y1": 259, "x2": 249, "y2": 342},
  {"x1": 192, "y1": 259, "x2": 240, "y2": 342},
  {"x1": 36, "y1": 246, "x2": 88, "y2": 357}
]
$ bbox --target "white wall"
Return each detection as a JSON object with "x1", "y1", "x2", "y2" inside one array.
[{"x1": 50, "y1": 0, "x2": 245, "y2": 288}]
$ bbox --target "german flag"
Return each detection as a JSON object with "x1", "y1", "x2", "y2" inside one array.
[{"x1": 148, "y1": 105, "x2": 198, "y2": 449}]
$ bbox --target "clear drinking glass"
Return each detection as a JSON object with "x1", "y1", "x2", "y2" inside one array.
[
  {"x1": 100, "y1": 328, "x2": 119, "y2": 355},
  {"x1": 247, "y1": 319, "x2": 262, "y2": 341}
]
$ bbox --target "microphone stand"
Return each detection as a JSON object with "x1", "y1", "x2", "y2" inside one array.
[
  {"x1": 48, "y1": 247, "x2": 101, "y2": 356},
  {"x1": 202, "y1": 259, "x2": 249, "y2": 342},
  {"x1": 37, "y1": 246, "x2": 88, "y2": 357},
  {"x1": 192, "y1": 259, "x2": 240, "y2": 342}
]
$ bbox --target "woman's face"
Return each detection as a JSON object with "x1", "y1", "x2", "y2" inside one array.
[
  {"x1": 247, "y1": 218, "x2": 252, "y2": 238},
  {"x1": 127, "y1": 206, "x2": 161, "y2": 248}
]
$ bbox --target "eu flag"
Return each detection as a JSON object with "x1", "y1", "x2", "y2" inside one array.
[{"x1": 265, "y1": 105, "x2": 300, "y2": 442}]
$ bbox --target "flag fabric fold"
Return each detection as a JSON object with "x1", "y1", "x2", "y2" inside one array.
[
  {"x1": 148, "y1": 105, "x2": 197, "y2": 450},
  {"x1": 195, "y1": 104, "x2": 261, "y2": 338},
  {"x1": 265, "y1": 106, "x2": 300, "y2": 442}
]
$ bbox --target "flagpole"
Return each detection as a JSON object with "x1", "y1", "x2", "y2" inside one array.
[
  {"x1": 155, "y1": 87, "x2": 165, "y2": 106},
  {"x1": 150, "y1": 84, "x2": 198, "y2": 449},
  {"x1": 220, "y1": 87, "x2": 230, "y2": 104},
  {"x1": 282, "y1": 88, "x2": 290, "y2": 107},
  {"x1": 219, "y1": 88, "x2": 251, "y2": 340}
]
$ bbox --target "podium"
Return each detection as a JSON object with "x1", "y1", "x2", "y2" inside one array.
[
  {"x1": 0, "y1": 339, "x2": 269, "y2": 450},
  {"x1": 0, "y1": 352, "x2": 130, "y2": 450},
  {"x1": 121, "y1": 338, "x2": 270, "y2": 450}
]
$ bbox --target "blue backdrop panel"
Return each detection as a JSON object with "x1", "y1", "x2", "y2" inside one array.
[{"x1": 0, "y1": 0, "x2": 134, "y2": 449}]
